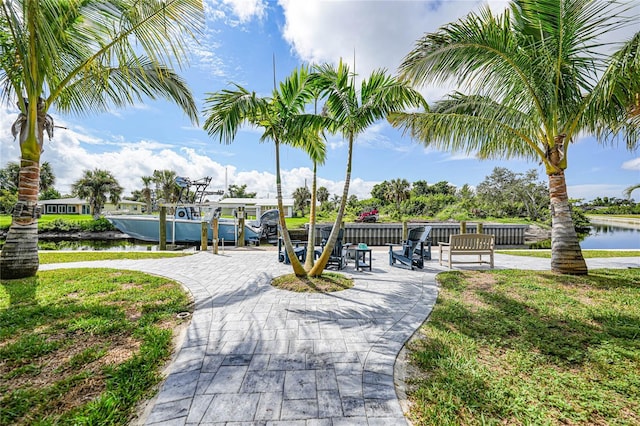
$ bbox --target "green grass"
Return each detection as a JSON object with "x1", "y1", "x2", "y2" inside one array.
[
  {"x1": 0, "y1": 214, "x2": 94, "y2": 229},
  {"x1": 497, "y1": 249, "x2": 640, "y2": 258},
  {"x1": 39, "y1": 251, "x2": 191, "y2": 264},
  {"x1": 272, "y1": 272, "x2": 354, "y2": 292},
  {"x1": 407, "y1": 268, "x2": 640, "y2": 425},
  {"x1": 0, "y1": 268, "x2": 192, "y2": 425}
]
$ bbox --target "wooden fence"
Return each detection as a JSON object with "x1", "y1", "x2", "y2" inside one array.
[{"x1": 308, "y1": 222, "x2": 529, "y2": 247}]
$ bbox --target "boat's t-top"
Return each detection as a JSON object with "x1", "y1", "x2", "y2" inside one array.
[
  {"x1": 174, "y1": 176, "x2": 224, "y2": 220},
  {"x1": 175, "y1": 176, "x2": 216, "y2": 204}
]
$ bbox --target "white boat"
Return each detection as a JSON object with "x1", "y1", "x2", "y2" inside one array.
[
  {"x1": 107, "y1": 211, "x2": 261, "y2": 244},
  {"x1": 106, "y1": 176, "x2": 273, "y2": 244}
]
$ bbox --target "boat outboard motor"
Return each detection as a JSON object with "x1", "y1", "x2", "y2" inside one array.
[{"x1": 258, "y1": 209, "x2": 279, "y2": 243}]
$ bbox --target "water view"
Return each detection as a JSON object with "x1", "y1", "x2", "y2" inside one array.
[{"x1": 580, "y1": 223, "x2": 640, "y2": 250}]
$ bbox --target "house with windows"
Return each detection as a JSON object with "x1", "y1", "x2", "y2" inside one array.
[
  {"x1": 39, "y1": 198, "x2": 145, "y2": 215},
  {"x1": 216, "y1": 198, "x2": 294, "y2": 218}
]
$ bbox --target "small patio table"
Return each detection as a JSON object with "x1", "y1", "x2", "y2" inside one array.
[{"x1": 355, "y1": 247, "x2": 372, "y2": 271}]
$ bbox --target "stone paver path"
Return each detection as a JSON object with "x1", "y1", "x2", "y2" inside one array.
[{"x1": 41, "y1": 249, "x2": 639, "y2": 425}]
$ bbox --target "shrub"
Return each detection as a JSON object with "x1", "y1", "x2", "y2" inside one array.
[{"x1": 81, "y1": 217, "x2": 116, "y2": 232}]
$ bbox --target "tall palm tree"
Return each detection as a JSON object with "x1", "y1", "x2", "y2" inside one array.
[
  {"x1": 72, "y1": 169, "x2": 123, "y2": 219},
  {"x1": 308, "y1": 60, "x2": 426, "y2": 276},
  {"x1": 0, "y1": 0, "x2": 203, "y2": 279},
  {"x1": 203, "y1": 65, "x2": 326, "y2": 277},
  {"x1": 141, "y1": 175, "x2": 154, "y2": 214},
  {"x1": 390, "y1": 0, "x2": 639, "y2": 275}
]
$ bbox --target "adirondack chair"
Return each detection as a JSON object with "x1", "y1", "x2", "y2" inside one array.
[
  {"x1": 417, "y1": 225, "x2": 432, "y2": 261},
  {"x1": 320, "y1": 226, "x2": 351, "y2": 269},
  {"x1": 277, "y1": 237, "x2": 306, "y2": 264},
  {"x1": 388, "y1": 226, "x2": 430, "y2": 270}
]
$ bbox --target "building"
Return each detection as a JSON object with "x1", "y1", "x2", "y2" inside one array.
[
  {"x1": 216, "y1": 198, "x2": 294, "y2": 218},
  {"x1": 39, "y1": 198, "x2": 145, "y2": 215}
]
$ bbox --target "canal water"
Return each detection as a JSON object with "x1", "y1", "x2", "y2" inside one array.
[{"x1": 580, "y1": 223, "x2": 640, "y2": 250}]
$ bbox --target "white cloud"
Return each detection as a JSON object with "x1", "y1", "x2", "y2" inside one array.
[
  {"x1": 622, "y1": 157, "x2": 640, "y2": 171},
  {"x1": 0, "y1": 106, "x2": 376, "y2": 200},
  {"x1": 222, "y1": 0, "x2": 266, "y2": 22},
  {"x1": 278, "y1": 0, "x2": 482, "y2": 90}
]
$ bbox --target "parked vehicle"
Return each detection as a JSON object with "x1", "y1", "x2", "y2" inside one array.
[{"x1": 355, "y1": 209, "x2": 379, "y2": 223}]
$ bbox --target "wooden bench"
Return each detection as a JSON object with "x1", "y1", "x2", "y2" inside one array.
[{"x1": 439, "y1": 233, "x2": 495, "y2": 269}]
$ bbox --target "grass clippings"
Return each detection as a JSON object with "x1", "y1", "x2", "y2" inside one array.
[
  {"x1": 272, "y1": 272, "x2": 353, "y2": 292},
  {"x1": 406, "y1": 268, "x2": 640, "y2": 425},
  {"x1": 0, "y1": 268, "x2": 192, "y2": 425}
]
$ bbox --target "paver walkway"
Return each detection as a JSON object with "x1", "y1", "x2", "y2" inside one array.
[{"x1": 41, "y1": 250, "x2": 639, "y2": 425}]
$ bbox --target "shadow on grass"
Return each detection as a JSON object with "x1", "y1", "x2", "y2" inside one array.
[
  {"x1": 1, "y1": 276, "x2": 38, "y2": 307},
  {"x1": 406, "y1": 268, "x2": 640, "y2": 424}
]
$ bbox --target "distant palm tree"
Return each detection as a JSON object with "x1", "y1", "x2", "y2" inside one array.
[
  {"x1": 72, "y1": 169, "x2": 123, "y2": 219},
  {"x1": 153, "y1": 170, "x2": 180, "y2": 205},
  {"x1": 0, "y1": 0, "x2": 203, "y2": 279},
  {"x1": 391, "y1": 0, "x2": 639, "y2": 275},
  {"x1": 308, "y1": 61, "x2": 425, "y2": 276},
  {"x1": 141, "y1": 176, "x2": 154, "y2": 214},
  {"x1": 203, "y1": 65, "x2": 326, "y2": 277},
  {"x1": 386, "y1": 178, "x2": 411, "y2": 209},
  {"x1": 292, "y1": 186, "x2": 312, "y2": 216},
  {"x1": 317, "y1": 187, "x2": 330, "y2": 204}
]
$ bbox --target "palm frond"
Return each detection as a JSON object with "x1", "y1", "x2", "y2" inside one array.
[
  {"x1": 202, "y1": 84, "x2": 267, "y2": 144},
  {"x1": 56, "y1": 57, "x2": 198, "y2": 122},
  {"x1": 389, "y1": 93, "x2": 542, "y2": 161}
]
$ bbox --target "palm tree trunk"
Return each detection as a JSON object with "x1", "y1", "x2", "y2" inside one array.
[
  {"x1": 0, "y1": 159, "x2": 41, "y2": 279},
  {"x1": 274, "y1": 140, "x2": 307, "y2": 277},
  {"x1": 309, "y1": 136, "x2": 353, "y2": 277},
  {"x1": 304, "y1": 162, "x2": 318, "y2": 271},
  {"x1": 549, "y1": 172, "x2": 588, "y2": 275}
]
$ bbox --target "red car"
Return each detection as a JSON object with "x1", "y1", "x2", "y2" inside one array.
[{"x1": 355, "y1": 209, "x2": 379, "y2": 222}]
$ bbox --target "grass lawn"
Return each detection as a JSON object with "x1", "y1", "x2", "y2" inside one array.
[
  {"x1": 0, "y1": 214, "x2": 94, "y2": 229},
  {"x1": 406, "y1": 268, "x2": 640, "y2": 425},
  {"x1": 497, "y1": 249, "x2": 640, "y2": 258},
  {"x1": 39, "y1": 251, "x2": 191, "y2": 264},
  {"x1": 0, "y1": 268, "x2": 192, "y2": 425}
]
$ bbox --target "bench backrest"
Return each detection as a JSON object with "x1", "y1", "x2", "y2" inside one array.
[{"x1": 449, "y1": 233, "x2": 495, "y2": 250}]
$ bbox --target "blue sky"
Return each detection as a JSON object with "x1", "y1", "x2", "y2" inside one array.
[{"x1": 1, "y1": 0, "x2": 638, "y2": 202}]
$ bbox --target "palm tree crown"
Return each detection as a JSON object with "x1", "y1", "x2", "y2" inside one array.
[
  {"x1": 72, "y1": 169, "x2": 123, "y2": 219},
  {"x1": 390, "y1": 0, "x2": 639, "y2": 274},
  {"x1": 0, "y1": 0, "x2": 204, "y2": 279}
]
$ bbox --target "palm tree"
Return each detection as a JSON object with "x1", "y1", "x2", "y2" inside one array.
[
  {"x1": 141, "y1": 176, "x2": 154, "y2": 214},
  {"x1": 317, "y1": 187, "x2": 330, "y2": 204},
  {"x1": 203, "y1": 65, "x2": 326, "y2": 277},
  {"x1": 153, "y1": 170, "x2": 180, "y2": 205},
  {"x1": 308, "y1": 60, "x2": 426, "y2": 276},
  {"x1": 385, "y1": 178, "x2": 411, "y2": 210},
  {"x1": 0, "y1": 0, "x2": 203, "y2": 279},
  {"x1": 72, "y1": 169, "x2": 123, "y2": 219},
  {"x1": 292, "y1": 186, "x2": 311, "y2": 216},
  {"x1": 390, "y1": 0, "x2": 639, "y2": 275}
]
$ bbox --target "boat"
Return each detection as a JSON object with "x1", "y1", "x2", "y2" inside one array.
[{"x1": 106, "y1": 176, "x2": 270, "y2": 244}]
